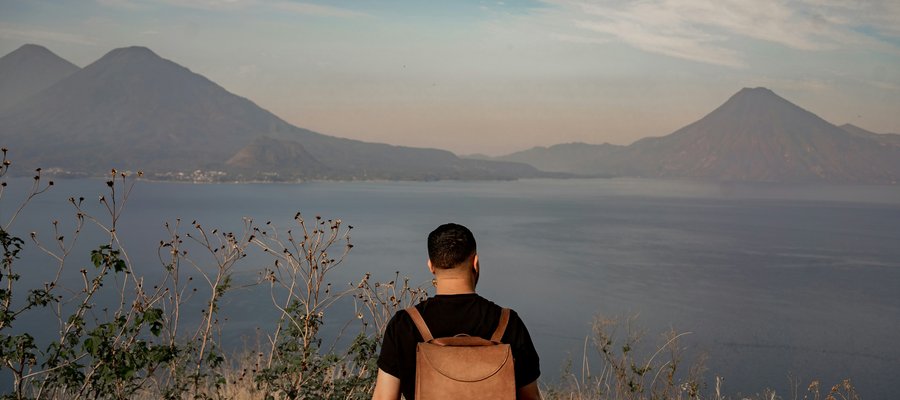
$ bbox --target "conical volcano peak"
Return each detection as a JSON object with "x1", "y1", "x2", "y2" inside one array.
[
  {"x1": 729, "y1": 87, "x2": 783, "y2": 102},
  {"x1": 11, "y1": 44, "x2": 56, "y2": 57},
  {"x1": 17, "y1": 43, "x2": 45, "y2": 50},
  {"x1": 98, "y1": 46, "x2": 162, "y2": 63},
  {"x1": 79, "y1": 45, "x2": 195, "y2": 86},
  {"x1": 1, "y1": 43, "x2": 78, "y2": 67},
  {"x1": 707, "y1": 86, "x2": 809, "y2": 120},
  {"x1": 0, "y1": 43, "x2": 80, "y2": 111},
  {"x1": 737, "y1": 86, "x2": 774, "y2": 94}
]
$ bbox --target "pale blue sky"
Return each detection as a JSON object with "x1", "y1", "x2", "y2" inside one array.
[{"x1": 2, "y1": 0, "x2": 899, "y2": 155}]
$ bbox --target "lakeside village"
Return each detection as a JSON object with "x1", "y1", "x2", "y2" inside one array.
[
  {"x1": 40, "y1": 167, "x2": 263, "y2": 183},
  {"x1": 37, "y1": 166, "x2": 425, "y2": 183}
]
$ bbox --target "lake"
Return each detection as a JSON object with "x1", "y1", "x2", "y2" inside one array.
[{"x1": 5, "y1": 177, "x2": 900, "y2": 397}]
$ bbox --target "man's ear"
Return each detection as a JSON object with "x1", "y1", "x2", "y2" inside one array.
[
  {"x1": 472, "y1": 253, "x2": 480, "y2": 287},
  {"x1": 427, "y1": 259, "x2": 435, "y2": 274}
]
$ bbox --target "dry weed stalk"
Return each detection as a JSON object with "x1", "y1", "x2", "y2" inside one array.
[
  {"x1": 545, "y1": 314, "x2": 704, "y2": 400},
  {"x1": 353, "y1": 271, "x2": 429, "y2": 336},
  {"x1": 251, "y1": 214, "x2": 354, "y2": 366}
]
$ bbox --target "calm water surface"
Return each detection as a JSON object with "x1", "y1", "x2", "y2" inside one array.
[{"x1": 6, "y1": 178, "x2": 900, "y2": 397}]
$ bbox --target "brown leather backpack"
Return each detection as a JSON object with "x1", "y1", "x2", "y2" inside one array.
[{"x1": 405, "y1": 307, "x2": 516, "y2": 400}]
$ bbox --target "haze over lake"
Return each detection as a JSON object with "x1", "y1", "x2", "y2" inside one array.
[{"x1": 7, "y1": 177, "x2": 900, "y2": 398}]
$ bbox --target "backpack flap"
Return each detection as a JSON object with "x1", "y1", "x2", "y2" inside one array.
[{"x1": 417, "y1": 342, "x2": 512, "y2": 382}]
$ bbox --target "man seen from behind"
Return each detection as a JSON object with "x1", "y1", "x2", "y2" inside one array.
[{"x1": 372, "y1": 223, "x2": 542, "y2": 400}]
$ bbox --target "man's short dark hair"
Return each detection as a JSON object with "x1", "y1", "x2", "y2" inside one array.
[{"x1": 427, "y1": 223, "x2": 477, "y2": 269}]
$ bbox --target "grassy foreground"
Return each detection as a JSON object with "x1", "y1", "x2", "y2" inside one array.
[{"x1": 0, "y1": 156, "x2": 861, "y2": 399}]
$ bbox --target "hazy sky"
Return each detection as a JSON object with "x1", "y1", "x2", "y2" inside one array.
[{"x1": 2, "y1": 0, "x2": 899, "y2": 155}]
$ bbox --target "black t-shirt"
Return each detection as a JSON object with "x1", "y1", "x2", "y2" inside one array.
[{"x1": 377, "y1": 293, "x2": 541, "y2": 400}]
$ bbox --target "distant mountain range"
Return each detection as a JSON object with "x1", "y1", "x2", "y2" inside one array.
[
  {"x1": 0, "y1": 44, "x2": 548, "y2": 181},
  {"x1": 2, "y1": 44, "x2": 897, "y2": 184},
  {"x1": 477, "y1": 87, "x2": 900, "y2": 184}
]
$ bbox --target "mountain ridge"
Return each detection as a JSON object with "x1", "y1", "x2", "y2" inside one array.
[
  {"x1": 484, "y1": 87, "x2": 900, "y2": 183},
  {"x1": 0, "y1": 45, "x2": 547, "y2": 181},
  {"x1": 839, "y1": 123, "x2": 900, "y2": 147}
]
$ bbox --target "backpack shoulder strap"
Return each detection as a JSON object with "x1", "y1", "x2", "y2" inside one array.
[
  {"x1": 490, "y1": 308, "x2": 511, "y2": 343},
  {"x1": 405, "y1": 307, "x2": 434, "y2": 342}
]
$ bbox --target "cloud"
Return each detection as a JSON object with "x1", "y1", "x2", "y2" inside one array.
[
  {"x1": 270, "y1": 2, "x2": 369, "y2": 18},
  {"x1": 156, "y1": 0, "x2": 367, "y2": 18},
  {"x1": 95, "y1": 0, "x2": 144, "y2": 9},
  {"x1": 539, "y1": 0, "x2": 900, "y2": 67},
  {"x1": 572, "y1": 11, "x2": 745, "y2": 67},
  {"x1": 797, "y1": 0, "x2": 900, "y2": 38},
  {"x1": 0, "y1": 24, "x2": 98, "y2": 46},
  {"x1": 158, "y1": 0, "x2": 255, "y2": 10},
  {"x1": 549, "y1": 33, "x2": 610, "y2": 45}
]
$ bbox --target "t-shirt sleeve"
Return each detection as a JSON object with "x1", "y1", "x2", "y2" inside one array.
[
  {"x1": 506, "y1": 309, "x2": 541, "y2": 388},
  {"x1": 376, "y1": 311, "x2": 403, "y2": 378}
]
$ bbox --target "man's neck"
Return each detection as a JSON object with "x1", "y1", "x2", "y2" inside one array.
[{"x1": 434, "y1": 276, "x2": 476, "y2": 295}]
